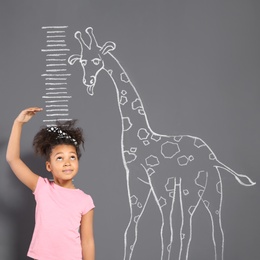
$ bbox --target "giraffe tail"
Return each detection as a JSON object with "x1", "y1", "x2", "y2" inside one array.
[{"x1": 215, "y1": 161, "x2": 256, "y2": 186}]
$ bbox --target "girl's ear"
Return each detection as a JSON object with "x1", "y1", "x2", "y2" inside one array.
[{"x1": 46, "y1": 161, "x2": 51, "y2": 172}]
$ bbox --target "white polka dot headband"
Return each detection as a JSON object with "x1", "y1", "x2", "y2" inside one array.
[{"x1": 47, "y1": 126, "x2": 78, "y2": 146}]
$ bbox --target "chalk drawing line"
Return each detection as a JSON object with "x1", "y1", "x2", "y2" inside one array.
[{"x1": 66, "y1": 27, "x2": 255, "y2": 260}]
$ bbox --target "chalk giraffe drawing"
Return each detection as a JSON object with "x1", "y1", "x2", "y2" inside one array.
[{"x1": 68, "y1": 27, "x2": 255, "y2": 260}]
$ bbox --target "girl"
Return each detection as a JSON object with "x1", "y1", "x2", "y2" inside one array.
[{"x1": 6, "y1": 107, "x2": 95, "y2": 260}]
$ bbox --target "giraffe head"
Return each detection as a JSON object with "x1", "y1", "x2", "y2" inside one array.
[{"x1": 68, "y1": 27, "x2": 116, "y2": 95}]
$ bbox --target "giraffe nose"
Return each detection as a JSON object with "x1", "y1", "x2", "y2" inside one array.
[{"x1": 90, "y1": 76, "x2": 95, "y2": 85}]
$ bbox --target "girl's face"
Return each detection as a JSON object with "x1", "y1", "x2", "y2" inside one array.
[{"x1": 45, "y1": 144, "x2": 79, "y2": 185}]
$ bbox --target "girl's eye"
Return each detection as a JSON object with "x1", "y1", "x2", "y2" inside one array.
[
  {"x1": 56, "y1": 157, "x2": 63, "y2": 161},
  {"x1": 71, "y1": 156, "x2": 77, "y2": 160}
]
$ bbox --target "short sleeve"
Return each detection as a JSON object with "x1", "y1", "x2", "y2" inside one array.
[
  {"x1": 82, "y1": 194, "x2": 95, "y2": 215},
  {"x1": 33, "y1": 176, "x2": 48, "y2": 196}
]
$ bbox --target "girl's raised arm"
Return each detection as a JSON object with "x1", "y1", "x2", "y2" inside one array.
[{"x1": 6, "y1": 107, "x2": 43, "y2": 191}]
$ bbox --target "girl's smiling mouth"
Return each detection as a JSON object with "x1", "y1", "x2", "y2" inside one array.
[{"x1": 63, "y1": 169, "x2": 73, "y2": 174}]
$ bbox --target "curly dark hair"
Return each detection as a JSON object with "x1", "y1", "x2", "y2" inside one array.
[{"x1": 33, "y1": 120, "x2": 85, "y2": 161}]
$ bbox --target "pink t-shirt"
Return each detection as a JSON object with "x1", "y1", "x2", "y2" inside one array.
[{"x1": 27, "y1": 177, "x2": 94, "y2": 260}]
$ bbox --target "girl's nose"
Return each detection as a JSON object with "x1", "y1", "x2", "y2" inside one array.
[{"x1": 64, "y1": 160, "x2": 71, "y2": 166}]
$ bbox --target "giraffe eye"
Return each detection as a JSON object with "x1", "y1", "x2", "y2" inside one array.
[
  {"x1": 92, "y1": 58, "x2": 101, "y2": 66},
  {"x1": 81, "y1": 59, "x2": 87, "y2": 66}
]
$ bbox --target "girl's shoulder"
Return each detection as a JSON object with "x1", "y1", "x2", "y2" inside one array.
[{"x1": 33, "y1": 176, "x2": 50, "y2": 193}]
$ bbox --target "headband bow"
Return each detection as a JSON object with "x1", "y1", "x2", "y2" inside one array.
[{"x1": 47, "y1": 126, "x2": 78, "y2": 146}]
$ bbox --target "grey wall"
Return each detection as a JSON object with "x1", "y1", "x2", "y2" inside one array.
[{"x1": 1, "y1": 1, "x2": 259, "y2": 259}]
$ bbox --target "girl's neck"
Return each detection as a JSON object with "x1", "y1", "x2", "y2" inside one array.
[{"x1": 53, "y1": 179, "x2": 76, "y2": 189}]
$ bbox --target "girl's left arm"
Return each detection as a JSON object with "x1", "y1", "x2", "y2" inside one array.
[{"x1": 81, "y1": 209, "x2": 95, "y2": 260}]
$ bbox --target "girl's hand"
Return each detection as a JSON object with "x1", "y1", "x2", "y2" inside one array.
[{"x1": 15, "y1": 107, "x2": 43, "y2": 124}]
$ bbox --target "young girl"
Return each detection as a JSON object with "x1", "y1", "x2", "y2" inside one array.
[{"x1": 6, "y1": 107, "x2": 95, "y2": 260}]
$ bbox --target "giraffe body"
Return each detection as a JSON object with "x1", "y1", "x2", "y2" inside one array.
[{"x1": 68, "y1": 27, "x2": 255, "y2": 260}]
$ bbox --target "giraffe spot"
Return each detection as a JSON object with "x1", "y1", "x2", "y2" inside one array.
[
  {"x1": 146, "y1": 168, "x2": 155, "y2": 177},
  {"x1": 165, "y1": 177, "x2": 175, "y2": 191},
  {"x1": 130, "y1": 147, "x2": 137, "y2": 153},
  {"x1": 124, "y1": 150, "x2": 137, "y2": 164},
  {"x1": 183, "y1": 189, "x2": 189, "y2": 196},
  {"x1": 209, "y1": 153, "x2": 216, "y2": 160},
  {"x1": 121, "y1": 90, "x2": 127, "y2": 95},
  {"x1": 169, "y1": 191, "x2": 174, "y2": 198},
  {"x1": 177, "y1": 155, "x2": 189, "y2": 166},
  {"x1": 203, "y1": 200, "x2": 210, "y2": 208},
  {"x1": 161, "y1": 141, "x2": 180, "y2": 159},
  {"x1": 145, "y1": 155, "x2": 160, "y2": 167},
  {"x1": 107, "y1": 69, "x2": 113, "y2": 75},
  {"x1": 216, "y1": 181, "x2": 222, "y2": 194},
  {"x1": 188, "y1": 155, "x2": 194, "y2": 161},
  {"x1": 143, "y1": 140, "x2": 150, "y2": 146},
  {"x1": 138, "y1": 108, "x2": 145, "y2": 115},
  {"x1": 123, "y1": 117, "x2": 132, "y2": 131},
  {"x1": 158, "y1": 197, "x2": 167, "y2": 207},
  {"x1": 194, "y1": 138, "x2": 206, "y2": 148},
  {"x1": 181, "y1": 233, "x2": 185, "y2": 240},
  {"x1": 137, "y1": 128, "x2": 150, "y2": 140},
  {"x1": 132, "y1": 98, "x2": 142, "y2": 110},
  {"x1": 151, "y1": 134, "x2": 161, "y2": 142},
  {"x1": 198, "y1": 189, "x2": 204, "y2": 197},
  {"x1": 188, "y1": 206, "x2": 196, "y2": 215},
  {"x1": 137, "y1": 202, "x2": 142, "y2": 208},
  {"x1": 134, "y1": 215, "x2": 140, "y2": 223},
  {"x1": 119, "y1": 95, "x2": 128, "y2": 105},
  {"x1": 120, "y1": 72, "x2": 130, "y2": 83},
  {"x1": 195, "y1": 171, "x2": 208, "y2": 188},
  {"x1": 173, "y1": 136, "x2": 183, "y2": 142},
  {"x1": 130, "y1": 195, "x2": 138, "y2": 205}
]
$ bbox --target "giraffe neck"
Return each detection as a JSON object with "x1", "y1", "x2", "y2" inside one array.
[{"x1": 102, "y1": 53, "x2": 152, "y2": 134}]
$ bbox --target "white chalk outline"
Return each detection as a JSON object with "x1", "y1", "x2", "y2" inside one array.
[
  {"x1": 41, "y1": 26, "x2": 72, "y2": 125},
  {"x1": 68, "y1": 27, "x2": 256, "y2": 260}
]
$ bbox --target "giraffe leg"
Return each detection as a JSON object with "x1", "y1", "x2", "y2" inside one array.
[
  {"x1": 156, "y1": 188, "x2": 175, "y2": 260},
  {"x1": 180, "y1": 197, "x2": 205, "y2": 260},
  {"x1": 148, "y1": 176, "x2": 178, "y2": 260},
  {"x1": 178, "y1": 171, "x2": 208, "y2": 260},
  {"x1": 179, "y1": 208, "x2": 192, "y2": 260},
  {"x1": 201, "y1": 170, "x2": 224, "y2": 260},
  {"x1": 123, "y1": 174, "x2": 152, "y2": 260}
]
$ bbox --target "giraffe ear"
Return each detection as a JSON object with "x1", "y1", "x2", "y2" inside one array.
[
  {"x1": 68, "y1": 54, "x2": 81, "y2": 65},
  {"x1": 101, "y1": 41, "x2": 116, "y2": 55}
]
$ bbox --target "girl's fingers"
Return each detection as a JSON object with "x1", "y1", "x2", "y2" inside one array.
[
  {"x1": 16, "y1": 107, "x2": 43, "y2": 123},
  {"x1": 23, "y1": 108, "x2": 43, "y2": 116},
  {"x1": 26, "y1": 107, "x2": 43, "y2": 112}
]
